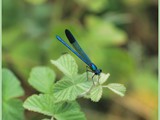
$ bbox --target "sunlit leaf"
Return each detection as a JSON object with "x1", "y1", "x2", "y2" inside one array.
[
  {"x1": 54, "y1": 73, "x2": 92, "y2": 102},
  {"x1": 23, "y1": 94, "x2": 55, "y2": 116},
  {"x1": 23, "y1": 94, "x2": 86, "y2": 120},
  {"x1": 89, "y1": 85, "x2": 103, "y2": 102},
  {"x1": 28, "y1": 67, "x2": 56, "y2": 93},
  {"x1": 92, "y1": 72, "x2": 110, "y2": 85},
  {"x1": 2, "y1": 68, "x2": 24, "y2": 100},
  {"x1": 51, "y1": 54, "x2": 78, "y2": 77},
  {"x1": 54, "y1": 101, "x2": 86, "y2": 120},
  {"x1": 104, "y1": 83, "x2": 126, "y2": 97},
  {"x1": 83, "y1": 73, "x2": 109, "y2": 102}
]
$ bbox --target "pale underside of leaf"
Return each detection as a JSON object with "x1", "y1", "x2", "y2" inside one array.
[
  {"x1": 99, "y1": 73, "x2": 110, "y2": 84},
  {"x1": 84, "y1": 85, "x2": 103, "y2": 102},
  {"x1": 88, "y1": 72, "x2": 110, "y2": 85},
  {"x1": 90, "y1": 85, "x2": 103, "y2": 102},
  {"x1": 104, "y1": 83, "x2": 126, "y2": 97}
]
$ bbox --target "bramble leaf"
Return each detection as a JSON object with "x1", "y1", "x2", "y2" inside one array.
[
  {"x1": 2, "y1": 68, "x2": 24, "y2": 100},
  {"x1": 2, "y1": 68, "x2": 24, "y2": 120},
  {"x1": 103, "y1": 83, "x2": 126, "y2": 97},
  {"x1": 83, "y1": 72, "x2": 109, "y2": 102},
  {"x1": 28, "y1": 67, "x2": 56, "y2": 93},
  {"x1": 99, "y1": 73, "x2": 110, "y2": 84},
  {"x1": 89, "y1": 85, "x2": 103, "y2": 102},
  {"x1": 3, "y1": 99, "x2": 24, "y2": 120},
  {"x1": 23, "y1": 94, "x2": 86, "y2": 120},
  {"x1": 54, "y1": 73, "x2": 92, "y2": 102},
  {"x1": 91, "y1": 72, "x2": 110, "y2": 85},
  {"x1": 54, "y1": 101, "x2": 86, "y2": 120},
  {"x1": 51, "y1": 54, "x2": 78, "y2": 77},
  {"x1": 23, "y1": 94, "x2": 55, "y2": 116}
]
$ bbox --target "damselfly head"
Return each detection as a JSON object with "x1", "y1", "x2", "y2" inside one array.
[{"x1": 95, "y1": 69, "x2": 102, "y2": 75}]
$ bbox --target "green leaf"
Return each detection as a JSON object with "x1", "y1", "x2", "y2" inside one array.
[
  {"x1": 91, "y1": 72, "x2": 110, "y2": 85},
  {"x1": 28, "y1": 67, "x2": 56, "y2": 93},
  {"x1": 104, "y1": 83, "x2": 126, "y2": 97},
  {"x1": 23, "y1": 94, "x2": 55, "y2": 116},
  {"x1": 54, "y1": 73, "x2": 92, "y2": 102},
  {"x1": 2, "y1": 68, "x2": 24, "y2": 100},
  {"x1": 83, "y1": 73, "x2": 104, "y2": 102},
  {"x1": 51, "y1": 54, "x2": 78, "y2": 77},
  {"x1": 3, "y1": 99, "x2": 24, "y2": 120},
  {"x1": 54, "y1": 101, "x2": 86, "y2": 120},
  {"x1": 89, "y1": 85, "x2": 103, "y2": 102},
  {"x1": 23, "y1": 94, "x2": 86, "y2": 120},
  {"x1": 99, "y1": 73, "x2": 110, "y2": 84}
]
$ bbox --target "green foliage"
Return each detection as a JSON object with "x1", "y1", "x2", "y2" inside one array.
[
  {"x1": 23, "y1": 54, "x2": 126, "y2": 119},
  {"x1": 24, "y1": 65, "x2": 87, "y2": 120},
  {"x1": 3, "y1": 0, "x2": 158, "y2": 119},
  {"x1": 51, "y1": 54, "x2": 78, "y2": 77},
  {"x1": 84, "y1": 72, "x2": 125, "y2": 101},
  {"x1": 3, "y1": 99, "x2": 24, "y2": 120},
  {"x1": 2, "y1": 69, "x2": 25, "y2": 120},
  {"x1": 23, "y1": 94, "x2": 86, "y2": 120},
  {"x1": 53, "y1": 74, "x2": 92, "y2": 102},
  {"x1": 103, "y1": 83, "x2": 126, "y2": 97},
  {"x1": 86, "y1": 85, "x2": 103, "y2": 102},
  {"x1": 52, "y1": 54, "x2": 125, "y2": 102},
  {"x1": 28, "y1": 67, "x2": 56, "y2": 94}
]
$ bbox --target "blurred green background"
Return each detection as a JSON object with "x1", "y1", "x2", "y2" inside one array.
[{"x1": 2, "y1": 0, "x2": 158, "y2": 120}]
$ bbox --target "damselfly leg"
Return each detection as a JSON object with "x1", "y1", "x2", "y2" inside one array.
[{"x1": 86, "y1": 66, "x2": 95, "y2": 85}]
